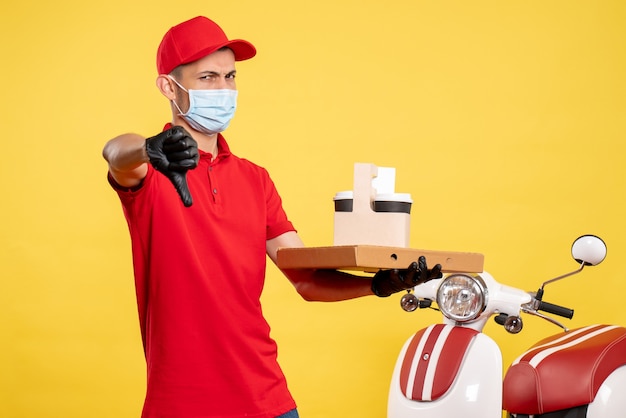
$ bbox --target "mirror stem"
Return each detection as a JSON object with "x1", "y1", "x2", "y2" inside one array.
[{"x1": 537, "y1": 262, "x2": 586, "y2": 299}]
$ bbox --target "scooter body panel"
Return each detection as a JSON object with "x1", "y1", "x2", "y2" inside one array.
[
  {"x1": 388, "y1": 325, "x2": 502, "y2": 418},
  {"x1": 584, "y1": 365, "x2": 626, "y2": 418}
]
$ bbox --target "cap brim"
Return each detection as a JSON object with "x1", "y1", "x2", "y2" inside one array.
[
  {"x1": 225, "y1": 39, "x2": 257, "y2": 61},
  {"x1": 182, "y1": 39, "x2": 256, "y2": 66}
]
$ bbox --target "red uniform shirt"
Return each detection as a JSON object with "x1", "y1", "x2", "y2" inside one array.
[{"x1": 109, "y1": 133, "x2": 297, "y2": 418}]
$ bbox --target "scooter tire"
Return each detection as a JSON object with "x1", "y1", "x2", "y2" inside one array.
[{"x1": 507, "y1": 404, "x2": 588, "y2": 418}]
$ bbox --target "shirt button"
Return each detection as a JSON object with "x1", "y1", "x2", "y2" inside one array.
[{"x1": 213, "y1": 188, "x2": 218, "y2": 194}]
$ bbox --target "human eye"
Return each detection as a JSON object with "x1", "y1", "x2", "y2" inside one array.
[{"x1": 199, "y1": 73, "x2": 218, "y2": 81}]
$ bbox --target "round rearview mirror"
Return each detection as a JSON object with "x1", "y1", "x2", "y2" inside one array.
[{"x1": 572, "y1": 235, "x2": 607, "y2": 266}]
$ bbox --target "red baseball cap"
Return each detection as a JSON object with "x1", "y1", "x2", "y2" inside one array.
[{"x1": 156, "y1": 16, "x2": 257, "y2": 75}]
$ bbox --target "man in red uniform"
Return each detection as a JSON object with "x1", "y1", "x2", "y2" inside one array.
[{"x1": 103, "y1": 16, "x2": 441, "y2": 418}]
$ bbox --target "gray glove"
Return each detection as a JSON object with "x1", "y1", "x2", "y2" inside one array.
[
  {"x1": 145, "y1": 126, "x2": 199, "y2": 207},
  {"x1": 371, "y1": 256, "x2": 443, "y2": 297}
]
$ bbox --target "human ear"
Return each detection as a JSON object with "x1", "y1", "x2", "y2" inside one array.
[{"x1": 156, "y1": 75, "x2": 177, "y2": 100}]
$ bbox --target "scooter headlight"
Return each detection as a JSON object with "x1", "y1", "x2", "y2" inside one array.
[{"x1": 437, "y1": 273, "x2": 487, "y2": 322}]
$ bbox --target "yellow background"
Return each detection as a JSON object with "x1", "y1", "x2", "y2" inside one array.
[{"x1": 1, "y1": 1, "x2": 625, "y2": 417}]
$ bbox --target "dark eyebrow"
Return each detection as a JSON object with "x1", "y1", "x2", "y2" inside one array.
[{"x1": 197, "y1": 70, "x2": 237, "y2": 77}]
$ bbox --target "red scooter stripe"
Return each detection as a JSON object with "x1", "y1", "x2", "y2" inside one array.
[
  {"x1": 399, "y1": 325, "x2": 444, "y2": 399},
  {"x1": 399, "y1": 326, "x2": 429, "y2": 396},
  {"x1": 512, "y1": 324, "x2": 605, "y2": 365},
  {"x1": 400, "y1": 325, "x2": 478, "y2": 401},
  {"x1": 411, "y1": 325, "x2": 446, "y2": 400},
  {"x1": 430, "y1": 327, "x2": 479, "y2": 400}
]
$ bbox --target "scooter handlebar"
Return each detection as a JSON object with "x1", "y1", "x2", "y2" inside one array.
[{"x1": 537, "y1": 300, "x2": 574, "y2": 319}]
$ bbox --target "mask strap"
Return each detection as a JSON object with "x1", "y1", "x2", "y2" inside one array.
[
  {"x1": 167, "y1": 75, "x2": 188, "y2": 116},
  {"x1": 167, "y1": 74, "x2": 188, "y2": 92}
]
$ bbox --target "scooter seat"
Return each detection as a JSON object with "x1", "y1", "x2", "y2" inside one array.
[{"x1": 503, "y1": 324, "x2": 626, "y2": 415}]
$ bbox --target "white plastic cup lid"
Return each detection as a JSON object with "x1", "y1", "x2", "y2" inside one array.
[
  {"x1": 374, "y1": 193, "x2": 413, "y2": 203},
  {"x1": 333, "y1": 191, "x2": 354, "y2": 200}
]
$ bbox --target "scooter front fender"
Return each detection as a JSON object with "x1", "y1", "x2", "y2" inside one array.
[{"x1": 388, "y1": 324, "x2": 502, "y2": 418}]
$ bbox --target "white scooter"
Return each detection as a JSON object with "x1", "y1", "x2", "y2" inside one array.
[{"x1": 388, "y1": 235, "x2": 626, "y2": 418}]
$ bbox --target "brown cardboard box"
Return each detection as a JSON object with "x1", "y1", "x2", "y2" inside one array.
[{"x1": 276, "y1": 245, "x2": 484, "y2": 273}]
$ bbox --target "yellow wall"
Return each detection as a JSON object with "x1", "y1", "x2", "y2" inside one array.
[{"x1": 1, "y1": 1, "x2": 625, "y2": 417}]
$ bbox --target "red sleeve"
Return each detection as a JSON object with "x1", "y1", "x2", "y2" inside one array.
[{"x1": 262, "y1": 169, "x2": 296, "y2": 239}]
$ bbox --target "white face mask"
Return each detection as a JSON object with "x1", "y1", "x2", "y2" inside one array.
[{"x1": 169, "y1": 75, "x2": 238, "y2": 135}]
